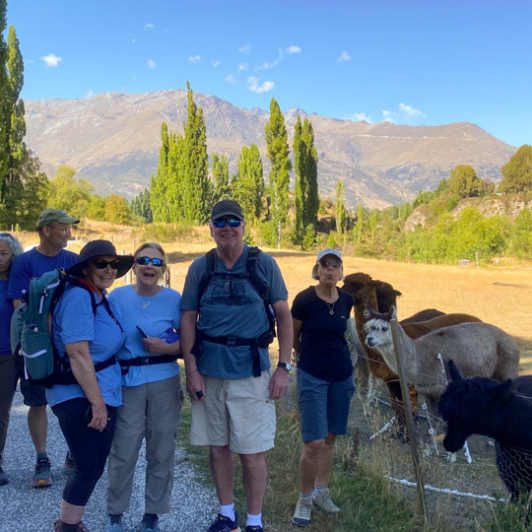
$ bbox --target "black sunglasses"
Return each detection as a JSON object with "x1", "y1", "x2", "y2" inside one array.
[
  {"x1": 319, "y1": 260, "x2": 342, "y2": 269},
  {"x1": 136, "y1": 256, "x2": 164, "y2": 267},
  {"x1": 212, "y1": 218, "x2": 242, "y2": 228},
  {"x1": 92, "y1": 259, "x2": 121, "y2": 270}
]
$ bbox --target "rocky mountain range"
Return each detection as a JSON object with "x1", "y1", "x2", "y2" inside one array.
[{"x1": 23, "y1": 88, "x2": 517, "y2": 209}]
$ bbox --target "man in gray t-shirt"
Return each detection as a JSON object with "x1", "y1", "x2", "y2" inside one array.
[{"x1": 180, "y1": 200, "x2": 293, "y2": 532}]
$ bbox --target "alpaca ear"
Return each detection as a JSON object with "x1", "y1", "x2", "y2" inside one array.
[
  {"x1": 389, "y1": 305, "x2": 397, "y2": 320},
  {"x1": 447, "y1": 359, "x2": 463, "y2": 382}
]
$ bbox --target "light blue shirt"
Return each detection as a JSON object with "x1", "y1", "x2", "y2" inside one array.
[
  {"x1": 180, "y1": 245, "x2": 288, "y2": 379},
  {"x1": 108, "y1": 285, "x2": 182, "y2": 387},
  {"x1": 46, "y1": 284, "x2": 124, "y2": 408}
]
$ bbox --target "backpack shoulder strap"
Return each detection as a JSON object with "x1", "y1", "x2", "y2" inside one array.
[{"x1": 197, "y1": 248, "x2": 218, "y2": 303}]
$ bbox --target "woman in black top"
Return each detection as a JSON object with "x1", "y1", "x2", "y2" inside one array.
[{"x1": 290, "y1": 249, "x2": 355, "y2": 528}]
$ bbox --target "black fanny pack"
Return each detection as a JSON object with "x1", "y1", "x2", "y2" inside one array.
[
  {"x1": 119, "y1": 354, "x2": 179, "y2": 375},
  {"x1": 54, "y1": 355, "x2": 117, "y2": 385}
]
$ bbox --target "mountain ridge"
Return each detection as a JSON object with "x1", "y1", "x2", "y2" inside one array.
[{"x1": 23, "y1": 88, "x2": 517, "y2": 208}]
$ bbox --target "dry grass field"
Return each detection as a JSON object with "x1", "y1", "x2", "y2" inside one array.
[{"x1": 12, "y1": 221, "x2": 532, "y2": 529}]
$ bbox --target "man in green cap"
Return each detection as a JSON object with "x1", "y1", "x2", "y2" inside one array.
[{"x1": 7, "y1": 208, "x2": 79, "y2": 487}]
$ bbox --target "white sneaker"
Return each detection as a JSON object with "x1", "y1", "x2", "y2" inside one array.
[
  {"x1": 313, "y1": 487, "x2": 340, "y2": 513},
  {"x1": 292, "y1": 497, "x2": 312, "y2": 527}
]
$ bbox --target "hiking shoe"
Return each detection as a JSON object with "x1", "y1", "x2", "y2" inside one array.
[
  {"x1": 292, "y1": 497, "x2": 312, "y2": 527},
  {"x1": 207, "y1": 513, "x2": 241, "y2": 532},
  {"x1": 53, "y1": 520, "x2": 88, "y2": 532},
  {"x1": 32, "y1": 457, "x2": 52, "y2": 487},
  {"x1": 141, "y1": 513, "x2": 159, "y2": 532},
  {"x1": 0, "y1": 466, "x2": 9, "y2": 486},
  {"x1": 313, "y1": 487, "x2": 340, "y2": 513},
  {"x1": 77, "y1": 522, "x2": 89, "y2": 532},
  {"x1": 245, "y1": 527, "x2": 263, "y2": 532},
  {"x1": 64, "y1": 451, "x2": 75, "y2": 471},
  {"x1": 106, "y1": 514, "x2": 124, "y2": 532}
]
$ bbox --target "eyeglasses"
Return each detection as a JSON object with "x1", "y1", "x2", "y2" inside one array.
[
  {"x1": 319, "y1": 260, "x2": 342, "y2": 269},
  {"x1": 212, "y1": 218, "x2": 242, "y2": 228},
  {"x1": 136, "y1": 256, "x2": 164, "y2": 267},
  {"x1": 92, "y1": 259, "x2": 121, "y2": 270},
  {"x1": 49, "y1": 224, "x2": 71, "y2": 234}
]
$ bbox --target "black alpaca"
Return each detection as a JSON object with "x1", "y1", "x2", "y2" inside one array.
[{"x1": 439, "y1": 360, "x2": 532, "y2": 503}]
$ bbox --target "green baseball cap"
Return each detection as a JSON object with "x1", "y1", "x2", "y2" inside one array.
[{"x1": 37, "y1": 209, "x2": 80, "y2": 228}]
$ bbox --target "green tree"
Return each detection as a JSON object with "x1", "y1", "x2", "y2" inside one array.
[
  {"x1": 499, "y1": 144, "x2": 532, "y2": 194},
  {"x1": 212, "y1": 153, "x2": 229, "y2": 202},
  {"x1": 448, "y1": 165, "x2": 483, "y2": 198},
  {"x1": 87, "y1": 196, "x2": 106, "y2": 221},
  {"x1": 130, "y1": 188, "x2": 152, "y2": 223},
  {"x1": 265, "y1": 98, "x2": 291, "y2": 248},
  {"x1": 335, "y1": 179, "x2": 346, "y2": 233},
  {"x1": 105, "y1": 194, "x2": 130, "y2": 225},
  {"x1": 47, "y1": 165, "x2": 93, "y2": 219},
  {"x1": 150, "y1": 123, "x2": 171, "y2": 222},
  {"x1": 0, "y1": 16, "x2": 47, "y2": 229},
  {"x1": 232, "y1": 144, "x2": 264, "y2": 224},
  {"x1": 181, "y1": 81, "x2": 210, "y2": 224}
]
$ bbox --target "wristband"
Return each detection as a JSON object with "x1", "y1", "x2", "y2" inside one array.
[{"x1": 186, "y1": 368, "x2": 198, "y2": 376}]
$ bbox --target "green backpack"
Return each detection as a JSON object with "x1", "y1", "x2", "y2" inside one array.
[{"x1": 10, "y1": 268, "x2": 115, "y2": 388}]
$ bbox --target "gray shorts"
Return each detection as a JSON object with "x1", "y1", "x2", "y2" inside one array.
[
  {"x1": 190, "y1": 369, "x2": 276, "y2": 454},
  {"x1": 297, "y1": 368, "x2": 355, "y2": 442}
]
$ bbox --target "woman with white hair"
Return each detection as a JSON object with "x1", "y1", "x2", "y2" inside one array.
[
  {"x1": 291, "y1": 248, "x2": 355, "y2": 528},
  {"x1": 0, "y1": 233, "x2": 24, "y2": 486}
]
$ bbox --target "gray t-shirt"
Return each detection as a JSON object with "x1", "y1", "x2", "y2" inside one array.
[{"x1": 180, "y1": 246, "x2": 288, "y2": 379}]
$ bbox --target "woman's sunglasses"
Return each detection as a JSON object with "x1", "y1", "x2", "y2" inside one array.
[
  {"x1": 212, "y1": 218, "x2": 242, "y2": 228},
  {"x1": 136, "y1": 256, "x2": 164, "y2": 267},
  {"x1": 319, "y1": 260, "x2": 342, "y2": 269},
  {"x1": 92, "y1": 259, "x2": 121, "y2": 270}
]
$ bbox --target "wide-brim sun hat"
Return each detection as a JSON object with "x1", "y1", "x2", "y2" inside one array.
[{"x1": 68, "y1": 239, "x2": 134, "y2": 279}]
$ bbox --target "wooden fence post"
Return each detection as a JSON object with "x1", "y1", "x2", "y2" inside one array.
[{"x1": 390, "y1": 319, "x2": 427, "y2": 522}]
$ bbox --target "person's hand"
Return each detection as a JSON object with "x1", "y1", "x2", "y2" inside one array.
[
  {"x1": 88, "y1": 402, "x2": 108, "y2": 432},
  {"x1": 186, "y1": 369, "x2": 206, "y2": 402},
  {"x1": 142, "y1": 337, "x2": 167, "y2": 354},
  {"x1": 269, "y1": 368, "x2": 290, "y2": 400}
]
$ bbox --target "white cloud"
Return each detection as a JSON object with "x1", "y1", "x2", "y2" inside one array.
[
  {"x1": 226, "y1": 74, "x2": 239, "y2": 84},
  {"x1": 145, "y1": 23, "x2": 154, "y2": 30},
  {"x1": 247, "y1": 76, "x2": 274, "y2": 93},
  {"x1": 42, "y1": 53, "x2": 62, "y2": 67},
  {"x1": 337, "y1": 50, "x2": 351, "y2": 62},
  {"x1": 85, "y1": 89, "x2": 94, "y2": 99},
  {"x1": 382, "y1": 110, "x2": 394, "y2": 122},
  {"x1": 238, "y1": 63, "x2": 248, "y2": 72},
  {"x1": 286, "y1": 45, "x2": 302, "y2": 54},
  {"x1": 255, "y1": 48, "x2": 284, "y2": 71},
  {"x1": 147, "y1": 59, "x2": 156, "y2": 69},
  {"x1": 239, "y1": 43, "x2": 251, "y2": 54},
  {"x1": 189, "y1": 55, "x2": 201, "y2": 63},
  {"x1": 349, "y1": 112, "x2": 372, "y2": 123},
  {"x1": 211, "y1": 60, "x2": 221, "y2": 67},
  {"x1": 399, "y1": 102, "x2": 423, "y2": 117}
]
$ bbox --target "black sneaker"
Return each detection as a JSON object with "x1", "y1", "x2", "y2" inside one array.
[
  {"x1": 0, "y1": 466, "x2": 9, "y2": 486},
  {"x1": 31, "y1": 457, "x2": 52, "y2": 487},
  {"x1": 207, "y1": 513, "x2": 241, "y2": 532},
  {"x1": 141, "y1": 513, "x2": 159, "y2": 532}
]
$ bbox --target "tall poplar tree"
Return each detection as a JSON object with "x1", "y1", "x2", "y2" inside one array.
[
  {"x1": 265, "y1": 98, "x2": 291, "y2": 248},
  {"x1": 212, "y1": 152, "x2": 229, "y2": 202},
  {"x1": 0, "y1": 8, "x2": 48, "y2": 228},
  {"x1": 150, "y1": 123, "x2": 171, "y2": 222},
  {"x1": 335, "y1": 179, "x2": 346, "y2": 233},
  {"x1": 182, "y1": 81, "x2": 210, "y2": 224},
  {"x1": 232, "y1": 143, "x2": 264, "y2": 224}
]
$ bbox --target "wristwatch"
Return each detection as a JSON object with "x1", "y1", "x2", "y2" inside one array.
[{"x1": 277, "y1": 362, "x2": 295, "y2": 371}]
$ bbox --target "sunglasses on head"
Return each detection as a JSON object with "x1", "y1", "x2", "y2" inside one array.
[
  {"x1": 319, "y1": 259, "x2": 342, "y2": 269},
  {"x1": 136, "y1": 256, "x2": 164, "y2": 267},
  {"x1": 212, "y1": 218, "x2": 242, "y2": 228},
  {"x1": 92, "y1": 259, "x2": 121, "y2": 270}
]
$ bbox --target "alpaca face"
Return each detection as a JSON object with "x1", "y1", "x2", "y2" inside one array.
[{"x1": 365, "y1": 317, "x2": 393, "y2": 349}]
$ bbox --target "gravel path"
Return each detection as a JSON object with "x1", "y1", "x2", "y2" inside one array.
[{"x1": 0, "y1": 391, "x2": 217, "y2": 532}]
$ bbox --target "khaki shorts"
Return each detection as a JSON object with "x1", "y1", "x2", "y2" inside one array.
[{"x1": 190, "y1": 369, "x2": 276, "y2": 454}]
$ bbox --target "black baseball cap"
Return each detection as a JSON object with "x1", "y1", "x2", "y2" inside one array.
[{"x1": 211, "y1": 199, "x2": 244, "y2": 221}]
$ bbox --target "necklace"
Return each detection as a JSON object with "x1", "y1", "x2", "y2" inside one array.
[
  {"x1": 137, "y1": 293, "x2": 151, "y2": 309},
  {"x1": 325, "y1": 300, "x2": 336, "y2": 315}
]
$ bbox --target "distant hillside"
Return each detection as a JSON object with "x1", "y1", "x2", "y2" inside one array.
[{"x1": 23, "y1": 89, "x2": 517, "y2": 209}]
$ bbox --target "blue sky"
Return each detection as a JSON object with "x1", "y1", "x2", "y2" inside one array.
[{"x1": 7, "y1": 0, "x2": 532, "y2": 148}]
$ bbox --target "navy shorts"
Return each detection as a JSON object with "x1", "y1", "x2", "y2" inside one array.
[
  {"x1": 297, "y1": 368, "x2": 355, "y2": 443},
  {"x1": 17, "y1": 355, "x2": 48, "y2": 407}
]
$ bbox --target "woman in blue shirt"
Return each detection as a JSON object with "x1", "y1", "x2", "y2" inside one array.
[
  {"x1": 106, "y1": 243, "x2": 182, "y2": 532},
  {"x1": 0, "y1": 233, "x2": 23, "y2": 486},
  {"x1": 49, "y1": 240, "x2": 133, "y2": 532}
]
